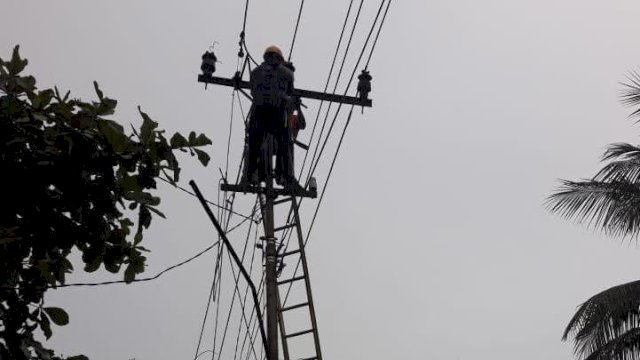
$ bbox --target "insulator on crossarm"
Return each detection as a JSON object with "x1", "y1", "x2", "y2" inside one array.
[
  {"x1": 357, "y1": 70, "x2": 372, "y2": 101},
  {"x1": 201, "y1": 51, "x2": 217, "y2": 77}
]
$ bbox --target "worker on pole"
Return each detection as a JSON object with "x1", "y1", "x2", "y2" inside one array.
[{"x1": 242, "y1": 45, "x2": 303, "y2": 190}]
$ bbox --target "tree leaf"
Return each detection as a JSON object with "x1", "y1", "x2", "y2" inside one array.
[
  {"x1": 194, "y1": 148, "x2": 210, "y2": 167},
  {"x1": 138, "y1": 106, "x2": 158, "y2": 144},
  {"x1": 7, "y1": 45, "x2": 28, "y2": 75},
  {"x1": 40, "y1": 311, "x2": 52, "y2": 339},
  {"x1": 126, "y1": 191, "x2": 160, "y2": 206},
  {"x1": 124, "y1": 263, "x2": 136, "y2": 283},
  {"x1": 99, "y1": 119, "x2": 127, "y2": 152},
  {"x1": 84, "y1": 254, "x2": 101, "y2": 272},
  {"x1": 43, "y1": 307, "x2": 69, "y2": 326},
  {"x1": 67, "y1": 356, "x2": 90, "y2": 360},
  {"x1": 16, "y1": 76, "x2": 36, "y2": 92},
  {"x1": 170, "y1": 132, "x2": 188, "y2": 148},
  {"x1": 189, "y1": 133, "x2": 213, "y2": 147},
  {"x1": 93, "y1": 81, "x2": 103, "y2": 100},
  {"x1": 146, "y1": 205, "x2": 166, "y2": 219}
]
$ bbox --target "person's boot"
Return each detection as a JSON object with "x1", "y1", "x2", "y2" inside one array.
[{"x1": 284, "y1": 177, "x2": 304, "y2": 192}]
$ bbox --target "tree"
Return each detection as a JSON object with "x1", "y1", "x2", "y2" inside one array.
[
  {"x1": 548, "y1": 72, "x2": 640, "y2": 360},
  {"x1": 0, "y1": 45, "x2": 212, "y2": 359}
]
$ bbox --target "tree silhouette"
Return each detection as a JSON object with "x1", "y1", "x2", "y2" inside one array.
[
  {"x1": 0, "y1": 46, "x2": 211, "y2": 360},
  {"x1": 548, "y1": 71, "x2": 640, "y2": 360}
]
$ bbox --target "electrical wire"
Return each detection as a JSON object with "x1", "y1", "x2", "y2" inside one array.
[
  {"x1": 211, "y1": 242, "x2": 225, "y2": 360},
  {"x1": 233, "y1": 224, "x2": 260, "y2": 360},
  {"x1": 226, "y1": 90, "x2": 236, "y2": 178},
  {"x1": 193, "y1": 257, "x2": 220, "y2": 360},
  {"x1": 365, "y1": 0, "x2": 392, "y2": 70},
  {"x1": 306, "y1": 0, "x2": 385, "y2": 182},
  {"x1": 195, "y1": 0, "x2": 392, "y2": 357},
  {"x1": 27, "y1": 241, "x2": 220, "y2": 289},
  {"x1": 215, "y1": 202, "x2": 259, "y2": 360},
  {"x1": 283, "y1": 0, "x2": 390, "y2": 306},
  {"x1": 287, "y1": 0, "x2": 305, "y2": 62},
  {"x1": 297, "y1": 0, "x2": 355, "y2": 179},
  {"x1": 274, "y1": 0, "x2": 360, "y2": 262},
  {"x1": 302, "y1": 0, "x2": 364, "y2": 181},
  {"x1": 158, "y1": 177, "x2": 257, "y2": 223},
  {"x1": 279, "y1": 0, "x2": 369, "y2": 260},
  {"x1": 242, "y1": 0, "x2": 249, "y2": 33}
]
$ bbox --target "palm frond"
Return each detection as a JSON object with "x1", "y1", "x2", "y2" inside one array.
[
  {"x1": 621, "y1": 71, "x2": 640, "y2": 120},
  {"x1": 563, "y1": 280, "x2": 640, "y2": 360},
  {"x1": 601, "y1": 143, "x2": 640, "y2": 163},
  {"x1": 595, "y1": 143, "x2": 640, "y2": 183},
  {"x1": 547, "y1": 180, "x2": 640, "y2": 239},
  {"x1": 584, "y1": 328, "x2": 640, "y2": 360}
]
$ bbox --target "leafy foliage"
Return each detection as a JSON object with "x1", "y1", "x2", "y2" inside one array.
[
  {"x1": 563, "y1": 280, "x2": 640, "y2": 360},
  {"x1": 548, "y1": 72, "x2": 640, "y2": 359},
  {"x1": 0, "y1": 46, "x2": 211, "y2": 359}
]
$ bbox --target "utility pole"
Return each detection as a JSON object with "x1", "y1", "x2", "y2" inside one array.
[
  {"x1": 263, "y1": 180, "x2": 278, "y2": 360},
  {"x1": 199, "y1": 61, "x2": 372, "y2": 360}
]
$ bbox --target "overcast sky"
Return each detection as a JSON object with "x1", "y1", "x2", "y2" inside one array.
[{"x1": 4, "y1": 1, "x2": 640, "y2": 359}]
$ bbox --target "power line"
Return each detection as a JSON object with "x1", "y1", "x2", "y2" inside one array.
[
  {"x1": 158, "y1": 177, "x2": 257, "y2": 223},
  {"x1": 303, "y1": 0, "x2": 365, "y2": 182},
  {"x1": 282, "y1": 0, "x2": 387, "y2": 285},
  {"x1": 365, "y1": 0, "x2": 392, "y2": 70},
  {"x1": 215, "y1": 202, "x2": 259, "y2": 360},
  {"x1": 287, "y1": 0, "x2": 305, "y2": 61},
  {"x1": 297, "y1": 0, "x2": 355, "y2": 179},
  {"x1": 234, "y1": 224, "x2": 260, "y2": 360},
  {"x1": 306, "y1": 0, "x2": 386, "y2": 182},
  {"x1": 241, "y1": 0, "x2": 249, "y2": 33},
  {"x1": 193, "y1": 257, "x2": 220, "y2": 360},
  {"x1": 35, "y1": 241, "x2": 219, "y2": 289},
  {"x1": 284, "y1": 0, "x2": 391, "y2": 306}
]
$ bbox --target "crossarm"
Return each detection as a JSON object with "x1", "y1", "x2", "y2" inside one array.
[{"x1": 198, "y1": 74, "x2": 372, "y2": 107}]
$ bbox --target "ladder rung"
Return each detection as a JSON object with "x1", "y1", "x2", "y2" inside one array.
[
  {"x1": 273, "y1": 197, "x2": 294, "y2": 205},
  {"x1": 281, "y1": 249, "x2": 301, "y2": 257},
  {"x1": 277, "y1": 275, "x2": 305, "y2": 285},
  {"x1": 286, "y1": 328, "x2": 314, "y2": 338},
  {"x1": 274, "y1": 223, "x2": 297, "y2": 232},
  {"x1": 281, "y1": 302, "x2": 309, "y2": 312}
]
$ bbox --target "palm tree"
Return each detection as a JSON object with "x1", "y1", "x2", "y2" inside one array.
[{"x1": 548, "y1": 71, "x2": 640, "y2": 360}]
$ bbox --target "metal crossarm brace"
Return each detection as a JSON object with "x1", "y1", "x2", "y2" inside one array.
[{"x1": 198, "y1": 74, "x2": 373, "y2": 107}]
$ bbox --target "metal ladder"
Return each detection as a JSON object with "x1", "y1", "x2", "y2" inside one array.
[{"x1": 272, "y1": 196, "x2": 322, "y2": 360}]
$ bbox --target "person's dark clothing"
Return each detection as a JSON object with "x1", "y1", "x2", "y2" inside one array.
[
  {"x1": 244, "y1": 61, "x2": 297, "y2": 185},
  {"x1": 250, "y1": 61, "x2": 294, "y2": 109}
]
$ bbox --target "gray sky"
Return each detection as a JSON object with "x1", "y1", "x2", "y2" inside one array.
[{"x1": 4, "y1": 1, "x2": 640, "y2": 359}]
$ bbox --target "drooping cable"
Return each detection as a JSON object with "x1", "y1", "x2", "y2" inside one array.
[
  {"x1": 210, "y1": 243, "x2": 225, "y2": 360},
  {"x1": 158, "y1": 177, "x2": 257, "y2": 222},
  {"x1": 23, "y1": 241, "x2": 219, "y2": 289},
  {"x1": 215, "y1": 202, "x2": 259, "y2": 360},
  {"x1": 233, "y1": 224, "x2": 260, "y2": 360},
  {"x1": 193, "y1": 250, "x2": 221, "y2": 360}
]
